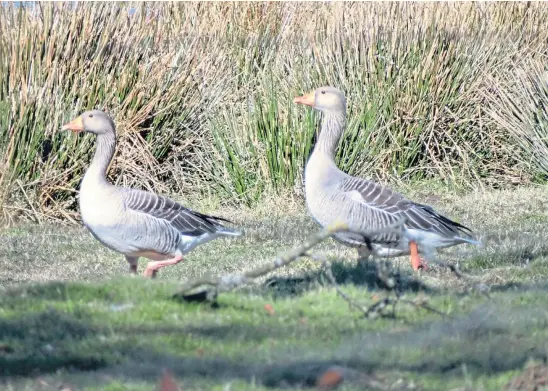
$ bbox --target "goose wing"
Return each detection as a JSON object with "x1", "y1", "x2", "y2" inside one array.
[
  {"x1": 338, "y1": 177, "x2": 474, "y2": 243},
  {"x1": 121, "y1": 188, "x2": 234, "y2": 236}
]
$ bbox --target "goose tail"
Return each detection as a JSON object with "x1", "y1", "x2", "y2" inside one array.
[
  {"x1": 199, "y1": 212, "x2": 244, "y2": 237},
  {"x1": 217, "y1": 227, "x2": 244, "y2": 237},
  {"x1": 457, "y1": 236, "x2": 482, "y2": 246}
]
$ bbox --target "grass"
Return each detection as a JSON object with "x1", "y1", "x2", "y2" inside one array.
[
  {"x1": 1, "y1": 2, "x2": 548, "y2": 220},
  {"x1": 1, "y1": 185, "x2": 548, "y2": 390}
]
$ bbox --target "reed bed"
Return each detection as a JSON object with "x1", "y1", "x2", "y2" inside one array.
[{"x1": 0, "y1": 2, "x2": 547, "y2": 222}]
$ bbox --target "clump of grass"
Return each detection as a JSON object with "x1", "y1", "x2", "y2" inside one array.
[
  {"x1": 483, "y1": 57, "x2": 548, "y2": 181},
  {"x1": 0, "y1": 2, "x2": 233, "y2": 221},
  {"x1": 1, "y1": 2, "x2": 547, "y2": 222},
  {"x1": 208, "y1": 84, "x2": 317, "y2": 205},
  {"x1": 208, "y1": 2, "x2": 548, "y2": 201}
]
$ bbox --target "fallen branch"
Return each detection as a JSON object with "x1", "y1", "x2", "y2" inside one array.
[
  {"x1": 309, "y1": 253, "x2": 447, "y2": 319},
  {"x1": 307, "y1": 252, "x2": 372, "y2": 316},
  {"x1": 174, "y1": 221, "x2": 349, "y2": 297},
  {"x1": 174, "y1": 219, "x2": 406, "y2": 298},
  {"x1": 424, "y1": 255, "x2": 490, "y2": 297}
]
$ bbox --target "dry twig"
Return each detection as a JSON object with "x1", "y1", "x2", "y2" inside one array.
[
  {"x1": 308, "y1": 252, "x2": 372, "y2": 315},
  {"x1": 174, "y1": 219, "x2": 406, "y2": 298},
  {"x1": 309, "y1": 253, "x2": 447, "y2": 319},
  {"x1": 174, "y1": 217, "x2": 458, "y2": 319},
  {"x1": 174, "y1": 221, "x2": 349, "y2": 298},
  {"x1": 425, "y1": 254, "x2": 490, "y2": 297}
]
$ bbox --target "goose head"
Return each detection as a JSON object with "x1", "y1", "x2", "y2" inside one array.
[
  {"x1": 294, "y1": 86, "x2": 346, "y2": 114},
  {"x1": 62, "y1": 110, "x2": 115, "y2": 136}
]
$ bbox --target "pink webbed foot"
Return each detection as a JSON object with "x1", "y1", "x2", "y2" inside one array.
[{"x1": 143, "y1": 256, "x2": 184, "y2": 278}]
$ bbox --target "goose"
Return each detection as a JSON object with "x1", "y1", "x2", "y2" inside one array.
[
  {"x1": 61, "y1": 110, "x2": 243, "y2": 278},
  {"x1": 293, "y1": 87, "x2": 479, "y2": 271}
]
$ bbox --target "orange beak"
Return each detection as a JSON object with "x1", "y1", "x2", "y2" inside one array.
[
  {"x1": 61, "y1": 115, "x2": 84, "y2": 133},
  {"x1": 293, "y1": 91, "x2": 315, "y2": 107}
]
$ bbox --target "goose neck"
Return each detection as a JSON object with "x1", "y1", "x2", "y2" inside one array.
[
  {"x1": 314, "y1": 111, "x2": 346, "y2": 158},
  {"x1": 84, "y1": 132, "x2": 116, "y2": 185}
]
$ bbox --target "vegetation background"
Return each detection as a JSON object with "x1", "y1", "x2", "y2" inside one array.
[
  {"x1": 1, "y1": 2, "x2": 548, "y2": 391},
  {"x1": 0, "y1": 1, "x2": 547, "y2": 224}
]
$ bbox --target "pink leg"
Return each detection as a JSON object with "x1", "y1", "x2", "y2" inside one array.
[{"x1": 143, "y1": 256, "x2": 184, "y2": 278}]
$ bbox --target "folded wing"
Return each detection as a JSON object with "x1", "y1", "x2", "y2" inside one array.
[
  {"x1": 121, "y1": 188, "x2": 236, "y2": 237},
  {"x1": 338, "y1": 177, "x2": 475, "y2": 244}
]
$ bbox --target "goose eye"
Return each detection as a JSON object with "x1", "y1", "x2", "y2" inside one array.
[
  {"x1": 89, "y1": 114, "x2": 94, "y2": 118},
  {"x1": 321, "y1": 90, "x2": 326, "y2": 94}
]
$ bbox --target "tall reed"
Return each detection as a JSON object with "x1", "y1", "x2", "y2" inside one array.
[{"x1": 1, "y1": 2, "x2": 546, "y2": 221}]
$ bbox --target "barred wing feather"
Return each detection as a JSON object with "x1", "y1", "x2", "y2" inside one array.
[
  {"x1": 339, "y1": 177, "x2": 474, "y2": 242},
  {"x1": 121, "y1": 188, "x2": 234, "y2": 236}
]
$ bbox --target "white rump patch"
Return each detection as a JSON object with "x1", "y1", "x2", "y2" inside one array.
[
  {"x1": 179, "y1": 233, "x2": 222, "y2": 254},
  {"x1": 405, "y1": 228, "x2": 458, "y2": 249}
]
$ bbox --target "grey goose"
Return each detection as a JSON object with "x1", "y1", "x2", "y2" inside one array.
[
  {"x1": 62, "y1": 110, "x2": 242, "y2": 277},
  {"x1": 294, "y1": 87, "x2": 479, "y2": 271}
]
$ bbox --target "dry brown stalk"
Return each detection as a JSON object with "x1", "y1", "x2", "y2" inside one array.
[{"x1": 174, "y1": 219, "x2": 407, "y2": 299}]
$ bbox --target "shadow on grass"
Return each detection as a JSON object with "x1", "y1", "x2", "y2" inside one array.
[
  {"x1": 350, "y1": 303, "x2": 548, "y2": 376},
  {"x1": 1, "y1": 300, "x2": 547, "y2": 389},
  {"x1": 261, "y1": 259, "x2": 432, "y2": 299},
  {"x1": 465, "y1": 246, "x2": 548, "y2": 269},
  {"x1": 487, "y1": 281, "x2": 548, "y2": 293},
  {"x1": 0, "y1": 309, "x2": 109, "y2": 377},
  {"x1": 1, "y1": 281, "x2": 119, "y2": 303}
]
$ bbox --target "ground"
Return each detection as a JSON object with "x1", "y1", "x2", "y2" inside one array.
[{"x1": 0, "y1": 185, "x2": 547, "y2": 391}]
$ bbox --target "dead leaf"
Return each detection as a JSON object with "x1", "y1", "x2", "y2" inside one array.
[
  {"x1": 316, "y1": 368, "x2": 344, "y2": 390},
  {"x1": 264, "y1": 303, "x2": 275, "y2": 316},
  {"x1": 157, "y1": 370, "x2": 181, "y2": 391}
]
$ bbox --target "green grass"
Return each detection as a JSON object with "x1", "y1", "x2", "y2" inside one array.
[{"x1": 1, "y1": 185, "x2": 548, "y2": 390}]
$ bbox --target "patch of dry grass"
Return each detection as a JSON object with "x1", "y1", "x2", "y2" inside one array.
[
  {"x1": 1, "y1": 185, "x2": 546, "y2": 290},
  {"x1": 0, "y1": 2, "x2": 547, "y2": 222}
]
